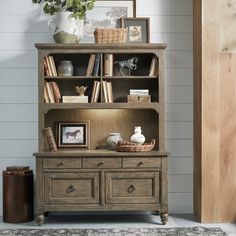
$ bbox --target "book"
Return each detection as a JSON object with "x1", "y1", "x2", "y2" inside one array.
[
  {"x1": 45, "y1": 56, "x2": 53, "y2": 76},
  {"x1": 106, "y1": 81, "x2": 113, "y2": 103},
  {"x1": 92, "y1": 54, "x2": 101, "y2": 76},
  {"x1": 104, "y1": 54, "x2": 113, "y2": 76},
  {"x1": 45, "y1": 81, "x2": 55, "y2": 103},
  {"x1": 4, "y1": 170, "x2": 33, "y2": 175},
  {"x1": 44, "y1": 83, "x2": 50, "y2": 103},
  {"x1": 94, "y1": 81, "x2": 101, "y2": 102},
  {"x1": 91, "y1": 80, "x2": 97, "y2": 103},
  {"x1": 62, "y1": 96, "x2": 88, "y2": 103},
  {"x1": 149, "y1": 56, "x2": 157, "y2": 76},
  {"x1": 49, "y1": 55, "x2": 58, "y2": 76},
  {"x1": 130, "y1": 89, "x2": 149, "y2": 96},
  {"x1": 6, "y1": 166, "x2": 30, "y2": 171},
  {"x1": 50, "y1": 81, "x2": 61, "y2": 103},
  {"x1": 86, "y1": 54, "x2": 96, "y2": 76},
  {"x1": 102, "y1": 81, "x2": 108, "y2": 103},
  {"x1": 44, "y1": 127, "x2": 58, "y2": 152},
  {"x1": 43, "y1": 58, "x2": 50, "y2": 76}
]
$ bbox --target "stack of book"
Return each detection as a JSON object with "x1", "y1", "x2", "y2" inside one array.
[
  {"x1": 44, "y1": 56, "x2": 57, "y2": 77},
  {"x1": 44, "y1": 81, "x2": 61, "y2": 103},
  {"x1": 4, "y1": 166, "x2": 33, "y2": 176},
  {"x1": 62, "y1": 96, "x2": 88, "y2": 103},
  {"x1": 128, "y1": 89, "x2": 151, "y2": 103},
  {"x1": 86, "y1": 54, "x2": 101, "y2": 76},
  {"x1": 102, "y1": 80, "x2": 113, "y2": 103}
]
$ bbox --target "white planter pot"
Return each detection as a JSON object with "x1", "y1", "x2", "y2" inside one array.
[{"x1": 48, "y1": 12, "x2": 84, "y2": 43}]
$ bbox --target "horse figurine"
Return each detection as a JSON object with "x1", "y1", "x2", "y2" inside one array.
[
  {"x1": 114, "y1": 57, "x2": 139, "y2": 76},
  {"x1": 65, "y1": 129, "x2": 80, "y2": 139}
]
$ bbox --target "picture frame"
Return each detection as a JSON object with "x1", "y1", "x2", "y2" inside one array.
[
  {"x1": 120, "y1": 17, "x2": 150, "y2": 43},
  {"x1": 57, "y1": 121, "x2": 90, "y2": 148},
  {"x1": 83, "y1": 0, "x2": 136, "y2": 42}
]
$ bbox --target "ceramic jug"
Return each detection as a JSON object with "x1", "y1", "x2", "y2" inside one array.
[
  {"x1": 48, "y1": 12, "x2": 84, "y2": 43},
  {"x1": 130, "y1": 126, "x2": 145, "y2": 144}
]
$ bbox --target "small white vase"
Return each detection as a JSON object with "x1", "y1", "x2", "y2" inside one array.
[
  {"x1": 106, "y1": 133, "x2": 123, "y2": 150},
  {"x1": 48, "y1": 12, "x2": 84, "y2": 43},
  {"x1": 131, "y1": 126, "x2": 145, "y2": 144}
]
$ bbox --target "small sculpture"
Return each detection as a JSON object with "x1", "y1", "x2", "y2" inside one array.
[
  {"x1": 114, "y1": 57, "x2": 139, "y2": 76},
  {"x1": 130, "y1": 126, "x2": 145, "y2": 145},
  {"x1": 75, "y1": 86, "x2": 87, "y2": 96}
]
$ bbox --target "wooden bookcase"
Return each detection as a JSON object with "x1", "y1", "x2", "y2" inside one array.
[{"x1": 34, "y1": 43, "x2": 168, "y2": 225}]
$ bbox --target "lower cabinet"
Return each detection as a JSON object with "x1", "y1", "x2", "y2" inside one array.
[{"x1": 35, "y1": 155, "x2": 168, "y2": 225}]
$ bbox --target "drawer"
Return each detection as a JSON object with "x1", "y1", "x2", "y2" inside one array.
[
  {"x1": 43, "y1": 158, "x2": 82, "y2": 169},
  {"x1": 44, "y1": 172, "x2": 99, "y2": 205},
  {"x1": 83, "y1": 158, "x2": 121, "y2": 168},
  {"x1": 106, "y1": 172, "x2": 160, "y2": 204},
  {"x1": 123, "y1": 158, "x2": 161, "y2": 168}
]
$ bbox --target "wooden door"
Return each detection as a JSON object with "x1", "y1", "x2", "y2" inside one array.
[{"x1": 194, "y1": 0, "x2": 236, "y2": 222}]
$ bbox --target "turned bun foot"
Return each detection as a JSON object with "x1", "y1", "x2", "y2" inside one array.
[
  {"x1": 160, "y1": 213, "x2": 168, "y2": 225},
  {"x1": 36, "y1": 214, "x2": 45, "y2": 226}
]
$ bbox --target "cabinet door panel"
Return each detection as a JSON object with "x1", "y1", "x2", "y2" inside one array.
[
  {"x1": 106, "y1": 172, "x2": 160, "y2": 204},
  {"x1": 44, "y1": 172, "x2": 99, "y2": 205}
]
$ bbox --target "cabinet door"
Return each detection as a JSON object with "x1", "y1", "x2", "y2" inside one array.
[
  {"x1": 105, "y1": 172, "x2": 160, "y2": 204},
  {"x1": 44, "y1": 172, "x2": 99, "y2": 205}
]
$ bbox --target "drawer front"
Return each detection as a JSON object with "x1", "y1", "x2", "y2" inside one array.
[
  {"x1": 43, "y1": 158, "x2": 82, "y2": 169},
  {"x1": 122, "y1": 158, "x2": 161, "y2": 168},
  {"x1": 83, "y1": 158, "x2": 121, "y2": 168},
  {"x1": 44, "y1": 172, "x2": 99, "y2": 205},
  {"x1": 106, "y1": 172, "x2": 160, "y2": 204}
]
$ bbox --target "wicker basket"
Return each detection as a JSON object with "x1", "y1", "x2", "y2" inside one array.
[
  {"x1": 116, "y1": 139, "x2": 156, "y2": 152},
  {"x1": 94, "y1": 28, "x2": 128, "y2": 44}
]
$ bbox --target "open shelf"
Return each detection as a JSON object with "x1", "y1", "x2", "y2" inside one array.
[{"x1": 43, "y1": 102, "x2": 159, "y2": 113}]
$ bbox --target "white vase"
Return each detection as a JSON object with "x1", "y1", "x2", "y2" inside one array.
[
  {"x1": 106, "y1": 133, "x2": 123, "y2": 150},
  {"x1": 131, "y1": 126, "x2": 145, "y2": 144},
  {"x1": 48, "y1": 12, "x2": 84, "y2": 43}
]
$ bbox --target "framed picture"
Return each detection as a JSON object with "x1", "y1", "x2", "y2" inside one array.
[
  {"x1": 83, "y1": 0, "x2": 136, "y2": 42},
  {"x1": 120, "y1": 17, "x2": 150, "y2": 43},
  {"x1": 57, "y1": 121, "x2": 90, "y2": 148}
]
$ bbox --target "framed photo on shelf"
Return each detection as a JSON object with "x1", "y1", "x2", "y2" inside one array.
[
  {"x1": 83, "y1": 0, "x2": 136, "y2": 42},
  {"x1": 120, "y1": 17, "x2": 150, "y2": 43},
  {"x1": 57, "y1": 121, "x2": 90, "y2": 148}
]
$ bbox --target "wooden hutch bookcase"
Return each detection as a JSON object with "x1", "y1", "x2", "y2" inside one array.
[{"x1": 34, "y1": 43, "x2": 168, "y2": 225}]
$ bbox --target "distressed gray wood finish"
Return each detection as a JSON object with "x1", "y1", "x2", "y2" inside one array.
[{"x1": 35, "y1": 44, "x2": 168, "y2": 225}]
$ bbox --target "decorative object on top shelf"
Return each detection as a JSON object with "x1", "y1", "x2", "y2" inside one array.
[
  {"x1": 120, "y1": 17, "x2": 150, "y2": 43},
  {"x1": 57, "y1": 60, "x2": 74, "y2": 76},
  {"x1": 75, "y1": 86, "x2": 88, "y2": 96},
  {"x1": 32, "y1": 0, "x2": 96, "y2": 43},
  {"x1": 130, "y1": 126, "x2": 145, "y2": 144},
  {"x1": 94, "y1": 28, "x2": 127, "y2": 43},
  {"x1": 114, "y1": 57, "x2": 139, "y2": 76},
  {"x1": 106, "y1": 133, "x2": 123, "y2": 150},
  {"x1": 57, "y1": 121, "x2": 90, "y2": 148},
  {"x1": 116, "y1": 139, "x2": 155, "y2": 152},
  {"x1": 83, "y1": 0, "x2": 136, "y2": 42}
]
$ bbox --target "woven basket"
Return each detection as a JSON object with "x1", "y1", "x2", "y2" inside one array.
[
  {"x1": 94, "y1": 28, "x2": 128, "y2": 44},
  {"x1": 116, "y1": 139, "x2": 156, "y2": 152}
]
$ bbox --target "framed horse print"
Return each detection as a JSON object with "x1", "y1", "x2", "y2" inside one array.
[
  {"x1": 120, "y1": 17, "x2": 150, "y2": 43},
  {"x1": 57, "y1": 121, "x2": 90, "y2": 148}
]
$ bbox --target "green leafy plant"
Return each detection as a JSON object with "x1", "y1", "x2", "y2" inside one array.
[{"x1": 32, "y1": 0, "x2": 96, "y2": 20}]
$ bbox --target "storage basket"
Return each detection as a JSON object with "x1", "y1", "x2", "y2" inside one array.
[
  {"x1": 94, "y1": 28, "x2": 128, "y2": 44},
  {"x1": 116, "y1": 139, "x2": 156, "y2": 152}
]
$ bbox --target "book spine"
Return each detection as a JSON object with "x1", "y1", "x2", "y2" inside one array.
[
  {"x1": 45, "y1": 56, "x2": 53, "y2": 76},
  {"x1": 102, "y1": 81, "x2": 108, "y2": 103},
  {"x1": 44, "y1": 82, "x2": 50, "y2": 103},
  {"x1": 50, "y1": 81, "x2": 61, "y2": 103},
  {"x1": 44, "y1": 127, "x2": 58, "y2": 152},
  {"x1": 49, "y1": 55, "x2": 58, "y2": 76},
  {"x1": 91, "y1": 80, "x2": 97, "y2": 103},
  {"x1": 94, "y1": 81, "x2": 100, "y2": 102},
  {"x1": 92, "y1": 54, "x2": 101, "y2": 76},
  {"x1": 86, "y1": 54, "x2": 96, "y2": 76},
  {"x1": 45, "y1": 81, "x2": 55, "y2": 103}
]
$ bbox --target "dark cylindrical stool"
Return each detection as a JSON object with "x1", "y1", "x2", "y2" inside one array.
[{"x1": 3, "y1": 166, "x2": 34, "y2": 223}]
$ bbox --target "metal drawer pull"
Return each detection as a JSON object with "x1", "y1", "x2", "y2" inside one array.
[
  {"x1": 137, "y1": 161, "x2": 144, "y2": 166},
  {"x1": 57, "y1": 162, "x2": 64, "y2": 167},
  {"x1": 97, "y1": 161, "x2": 104, "y2": 167},
  {"x1": 127, "y1": 184, "x2": 136, "y2": 193},
  {"x1": 66, "y1": 185, "x2": 76, "y2": 193}
]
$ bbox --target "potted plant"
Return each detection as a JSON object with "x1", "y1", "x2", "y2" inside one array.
[{"x1": 32, "y1": 0, "x2": 96, "y2": 43}]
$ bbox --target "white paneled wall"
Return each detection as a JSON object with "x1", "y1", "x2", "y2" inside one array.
[{"x1": 0, "y1": 0, "x2": 193, "y2": 214}]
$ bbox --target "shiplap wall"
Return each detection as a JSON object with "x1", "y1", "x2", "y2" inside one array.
[{"x1": 0, "y1": 0, "x2": 193, "y2": 214}]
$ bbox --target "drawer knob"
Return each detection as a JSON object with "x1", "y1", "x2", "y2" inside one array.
[
  {"x1": 137, "y1": 161, "x2": 144, "y2": 166},
  {"x1": 57, "y1": 162, "x2": 64, "y2": 167},
  {"x1": 66, "y1": 184, "x2": 76, "y2": 193},
  {"x1": 127, "y1": 184, "x2": 136, "y2": 193},
  {"x1": 97, "y1": 161, "x2": 104, "y2": 167}
]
